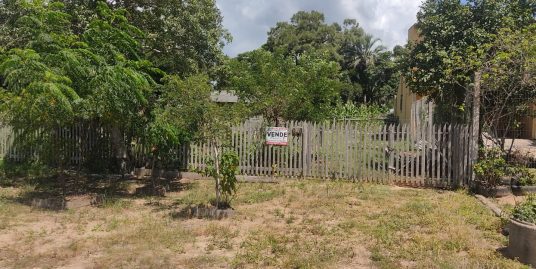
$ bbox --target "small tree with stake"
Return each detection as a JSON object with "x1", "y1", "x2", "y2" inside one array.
[
  {"x1": 150, "y1": 73, "x2": 246, "y2": 206},
  {"x1": 199, "y1": 100, "x2": 245, "y2": 209}
]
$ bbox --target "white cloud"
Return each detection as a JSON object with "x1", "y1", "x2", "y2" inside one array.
[{"x1": 217, "y1": 0, "x2": 422, "y2": 56}]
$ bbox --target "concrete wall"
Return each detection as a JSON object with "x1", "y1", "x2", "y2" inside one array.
[
  {"x1": 395, "y1": 77, "x2": 416, "y2": 125},
  {"x1": 395, "y1": 24, "x2": 421, "y2": 125}
]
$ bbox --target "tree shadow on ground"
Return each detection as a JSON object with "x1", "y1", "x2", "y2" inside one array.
[{"x1": 0, "y1": 172, "x2": 194, "y2": 211}]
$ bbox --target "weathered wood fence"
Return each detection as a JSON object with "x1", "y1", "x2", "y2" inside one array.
[
  {"x1": 0, "y1": 121, "x2": 474, "y2": 187},
  {"x1": 189, "y1": 121, "x2": 474, "y2": 187}
]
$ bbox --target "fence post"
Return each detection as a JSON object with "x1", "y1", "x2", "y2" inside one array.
[
  {"x1": 302, "y1": 122, "x2": 309, "y2": 178},
  {"x1": 388, "y1": 125, "x2": 394, "y2": 183},
  {"x1": 470, "y1": 71, "x2": 481, "y2": 186}
]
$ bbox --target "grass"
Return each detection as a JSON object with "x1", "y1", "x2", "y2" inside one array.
[{"x1": 0, "y1": 178, "x2": 530, "y2": 268}]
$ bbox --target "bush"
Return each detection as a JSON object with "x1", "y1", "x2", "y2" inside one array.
[
  {"x1": 510, "y1": 166, "x2": 536, "y2": 186},
  {"x1": 512, "y1": 195, "x2": 536, "y2": 224},
  {"x1": 473, "y1": 148, "x2": 507, "y2": 189}
]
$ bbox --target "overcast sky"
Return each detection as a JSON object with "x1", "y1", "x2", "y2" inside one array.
[{"x1": 216, "y1": 0, "x2": 423, "y2": 57}]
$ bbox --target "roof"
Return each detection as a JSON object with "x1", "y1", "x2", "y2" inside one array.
[{"x1": 210, "y1": 91, "x2": 238, "y2": 103}]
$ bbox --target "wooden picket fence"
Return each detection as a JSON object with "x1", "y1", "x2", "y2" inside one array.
[
  {"x1": 0, "y1": 121, "x2": 474, "y2": 187},
  {"x1": 189, "y1": 121, "x2": 474, "y2": 187}
]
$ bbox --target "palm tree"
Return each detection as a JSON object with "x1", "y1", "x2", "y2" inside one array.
[{"x1": 344, "y1": 33, "x2": 386, "y2": 70}]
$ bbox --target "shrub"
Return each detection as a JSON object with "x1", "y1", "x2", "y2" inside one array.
[
  {"x1": 219, "y1": 151, "x2": 239, "y2": 205},
  {"x1": 510, "y1": 166, "x2": 536, "y2": 186},
  {"x1": 473, "y1": 148, "x2": 507, "y2": 189},
  {"x1": 512, "y1": 195, "x2": 536, "y2": 224}
]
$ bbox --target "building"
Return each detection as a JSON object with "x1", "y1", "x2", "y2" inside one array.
[{"x1": 394, "y1": 24, "x2": 434, "y2": 136}]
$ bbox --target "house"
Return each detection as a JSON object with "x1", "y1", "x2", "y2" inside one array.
[
  {"x1": 394, "y1": 24, "x2": 536, "y2": 140},
  {"x1": 394, "y1": 24, "x2": 434, "y2": 136}
]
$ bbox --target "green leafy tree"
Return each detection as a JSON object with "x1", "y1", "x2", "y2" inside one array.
[
  {"x1": 0, "y1": 1, "x2": 161, "y2": 177},
  {"x1": 60, "y1": 0, "x2": 231, "y2": 76},
  {"x1": 263, "y1": 11, "x2": 399, "y2": 106},
  {"x1": 480, "y1": 24, "x2": 536, "y2": 152},
  {"x1": 0, "y1": 1, "x2": 83, "y2": 191},
  {"x1": 402, "y1": 0, "x2": 535, "y2": 123},
  {"x1": 1, "y1": 0, "x2": 231, "y2": 77},
  {"x1": 228, "y1": 49, "x2": 343, "y2": 124},
  {"x1": 263, "y1": 11, "x2": 341, "y2": 63}
]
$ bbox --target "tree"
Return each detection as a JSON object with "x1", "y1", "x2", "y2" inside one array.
[
  {"x1": 343, "y1": 33, "x2": 385, "y2": 71},
  {"x1": 480, "y1": 25, "x2": 536, "y2": 153},
  {"x1": 1, "y1": 0, "x2": 231, "y2": 77},
  {"x1": 263, "y1": 11, "x2": 399, "y2": 106},
  {"x1": 228, "y1": 49, "x2": 343, "y2": 124},
  {"x1": 263, "y1": 11, "x2": 341, "y2": 63},
  {"x1": 402, "y1": 0, "x2": 535, "y2": 123},
  {"x1": 0, "y1": 1, "x2": 161, "y2": 177}
]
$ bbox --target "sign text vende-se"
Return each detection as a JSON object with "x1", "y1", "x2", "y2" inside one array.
[{"x1": 266, "y1": 127, "x2": 288, "y2": 146}]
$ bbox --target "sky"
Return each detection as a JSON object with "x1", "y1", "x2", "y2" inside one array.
[{"x1": 216, "y1": 0, "x2": 423, "y2": 57}]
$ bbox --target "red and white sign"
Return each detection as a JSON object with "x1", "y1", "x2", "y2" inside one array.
[{"x1": 266, "y1": 127, "x2": 288, "y2": 146}]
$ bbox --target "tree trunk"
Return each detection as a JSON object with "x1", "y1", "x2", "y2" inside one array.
[{"x1": 110, "y1": 126, "x2": 127, "y2": 174}]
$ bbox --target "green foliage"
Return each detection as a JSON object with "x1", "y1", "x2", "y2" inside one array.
[
  {"x1": 264, "y1": 11, "x2": 341, "y2": 62},
  {"x1": 228, "y1": 49, "x2": 343, "y2": 123},
  {"x1": 218, "y1": 151, "x2": 239, "y2": 203},
  {"x1": 510, "y1": 167, "x2": 536, "y2": 186},
  {"x1": 61, "y1": 0, "x2": 231, "y2": 76},
  {"x1": 0, "y1": 1, "x2": 168, "y2": 175},
  {"x1": 480, "y1": 24, "x2": 536, "y2": 144},
  {"x1": 330, "y1": 102, "x2": 389, "y2": 120},
  {"x1": 204, "y1": 150, "x2": 239, "y2": 208},
  {"x1": 402, "y1": 0, "x2": 535, "y2": 122},
  {"x1": 512, "y1": 194, "x2": 536, "y2": 224},
  {"x1": 473, "y1": 148, "x2": 507, "y2": 188},
  {"x1": 261, "y1": 11, "x2": 400, "y2": 106},
  {"x1": 145, "y1": 74, "x2": 231, "y2": 168}
]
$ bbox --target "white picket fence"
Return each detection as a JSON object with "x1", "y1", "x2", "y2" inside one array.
[{"x1": 0, "y1": 121, "x2": 474, "y2": 187}]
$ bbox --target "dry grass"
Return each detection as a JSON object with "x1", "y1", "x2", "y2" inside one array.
[{"x1": 0, "y1": 178, "x2": 529, "y2": 269}]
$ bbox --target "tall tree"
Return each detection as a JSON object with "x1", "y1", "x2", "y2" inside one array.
[
  {"x1": 263, "y1": 11, "x2": 341, "y2": 63},
  {"x1": 480, "y1": 25, "x2": 536, "y2": 152},
  {"x1": 107, "y1": 0, "x2": 231, "y2": 76},
  {"x1": 1, "y1": 0, "x2": 231, "y2": 77},
  {"x1": 343, "y1": 33, "x2": 385, "y2": 71},
  {"x1": 0, "y1": 1, "x2": 161, "y2": 173},
  {"x1": 263, "y1": 11, "x2": 399, "y2": 107},
  {"x1": 402, "y1": 0, "x2": 535, "y2": 123},
  {"x1": 228, "y1": 49, "x2": 343, "y2": 124}
]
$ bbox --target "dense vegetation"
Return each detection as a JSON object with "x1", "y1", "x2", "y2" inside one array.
[
  {"x1": 0, "y1": 1, "x2": 403, "y2": 176},
  {"x1": 402, "y1": 0, "x2": 535, "y2": 127},
  {"x1": 0, "y1": 0, "x2": 534, "y2": 189}
]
